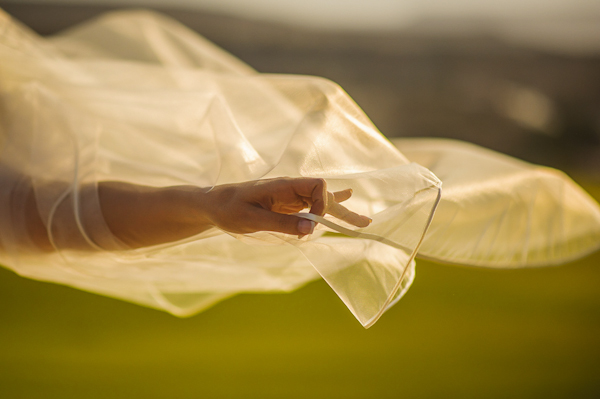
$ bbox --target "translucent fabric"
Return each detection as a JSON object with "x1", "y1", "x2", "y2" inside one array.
[
  {"x1": 395, "y1": 138, "x2": 600, "y2": 267},
  {"x1": 0, "y1": 9, "x2": 598, "y2": 327}
]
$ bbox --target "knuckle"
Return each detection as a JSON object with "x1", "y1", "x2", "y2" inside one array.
[{"x1": 311, "y1": 178, "x2": 326, "y2": 195}]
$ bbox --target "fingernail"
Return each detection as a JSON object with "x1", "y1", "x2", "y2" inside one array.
[{"x1": 298, "y1": 219, "x2": 312, "y2": 234}]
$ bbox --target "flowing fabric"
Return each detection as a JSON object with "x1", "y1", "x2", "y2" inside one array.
[{"x1": 0, "y1": 9, "x2": 598, "y2": 327}]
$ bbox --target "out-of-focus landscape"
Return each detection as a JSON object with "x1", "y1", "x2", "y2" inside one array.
[
  {"x1": 4, "y1": 1, "x2": 600, "y2": 176},
  {"x1": 1, "y1": 2, "x2": 599, "y2": 399}
]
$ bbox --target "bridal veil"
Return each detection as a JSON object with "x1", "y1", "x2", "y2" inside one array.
[{"x1": 1, "y1": 9, "x2": 598, "y2": 327}]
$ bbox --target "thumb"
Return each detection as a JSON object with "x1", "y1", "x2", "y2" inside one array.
[{"x1": 252, "y1": 208, "x2": 314, "y2": 236}]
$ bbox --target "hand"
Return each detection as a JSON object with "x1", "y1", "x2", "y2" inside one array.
[
  {"x1": 96, "y1": 178, "x2": 370, "y2": 249},
  {"x1": 202, "y1": 177, "x2": 371, "y2": 237}
]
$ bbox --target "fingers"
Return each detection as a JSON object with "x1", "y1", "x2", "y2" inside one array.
[
  {"x1": 250, "y1": 207, "x2": 314, "y2": 236},
  {"x1": 291, "y1": 178, "x2": 327, "y2": 217},
  {"x1": 248, "y1": 203, "x2": 369, "y2": 238},
  {"x1": 267, "y1": 177, "x2": 327, "y2": 216},
  {"x1": 272, "y1": 179, "x2": 369, "y2": 229},
  {"x1": 328, "y1": 187, "x2": 371, "y2": 228},
  {"x1": 332, "y1": 188, "x2": 353, "y2": 203},
  {"x1": 310, "y1": 179, "x2": 327, "y2": 217},
  {"x1": 327, "y1": 202, "x2": 372, "y2": 228},
  {"x1": 239, "y1": 178, "x2": 371, "y2": 236}
]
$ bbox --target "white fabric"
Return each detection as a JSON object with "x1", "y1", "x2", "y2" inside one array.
[{"x1": 0, "y1": 9, "x2": 598, "y2": 327}]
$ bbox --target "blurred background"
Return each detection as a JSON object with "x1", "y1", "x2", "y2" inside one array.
[{"x1": 1, "y1": 1, "x2": 599, "y2": 398}]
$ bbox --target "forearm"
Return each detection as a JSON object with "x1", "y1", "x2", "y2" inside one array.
[
  {"x1": 97, "y1": 182, "x2": 212, "y2": 249},
  {"x1": 5, "y1": 172, "x2": 214, "y2": 251},
  {"x1": 4, "y1": 173, "x2": 366, "y2": 252}
]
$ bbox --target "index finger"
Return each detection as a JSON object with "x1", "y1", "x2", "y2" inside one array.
[
  {"x1": 328, "y1": 202, "x2": 372, "y2": 228},
  {"x1": 289, "y1": 178, "x2": 327, "y2": 217}
]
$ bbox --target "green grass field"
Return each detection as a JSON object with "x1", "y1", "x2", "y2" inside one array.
[{"x1": 1, "y1": 183, "x2": 599, "y2": 399}]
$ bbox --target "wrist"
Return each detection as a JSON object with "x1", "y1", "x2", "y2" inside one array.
[{"x1": 165, "y1": 185, "x2": 214, "y2": 229}]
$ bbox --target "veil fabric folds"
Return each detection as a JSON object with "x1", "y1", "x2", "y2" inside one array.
[{"x1": 0, "y1": 9, "x2": 598, "y2": 327}]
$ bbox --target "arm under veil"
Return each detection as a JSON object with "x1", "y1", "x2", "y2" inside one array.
[{"x1": 0, "y1": 9, "x2": 599, "y2": 328}]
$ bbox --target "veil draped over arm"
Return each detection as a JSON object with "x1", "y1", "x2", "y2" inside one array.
[{"x1": 0, "y1": 9, "x2": 598, "y2": 327}]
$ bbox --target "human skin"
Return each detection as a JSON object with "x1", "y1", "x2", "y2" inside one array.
[
  {"x1": 20, "y1": 177, "x2": 370, "y2": 250},
  {"x1": 97, "y1": 177, "x2": 371, "y2": 248}
]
